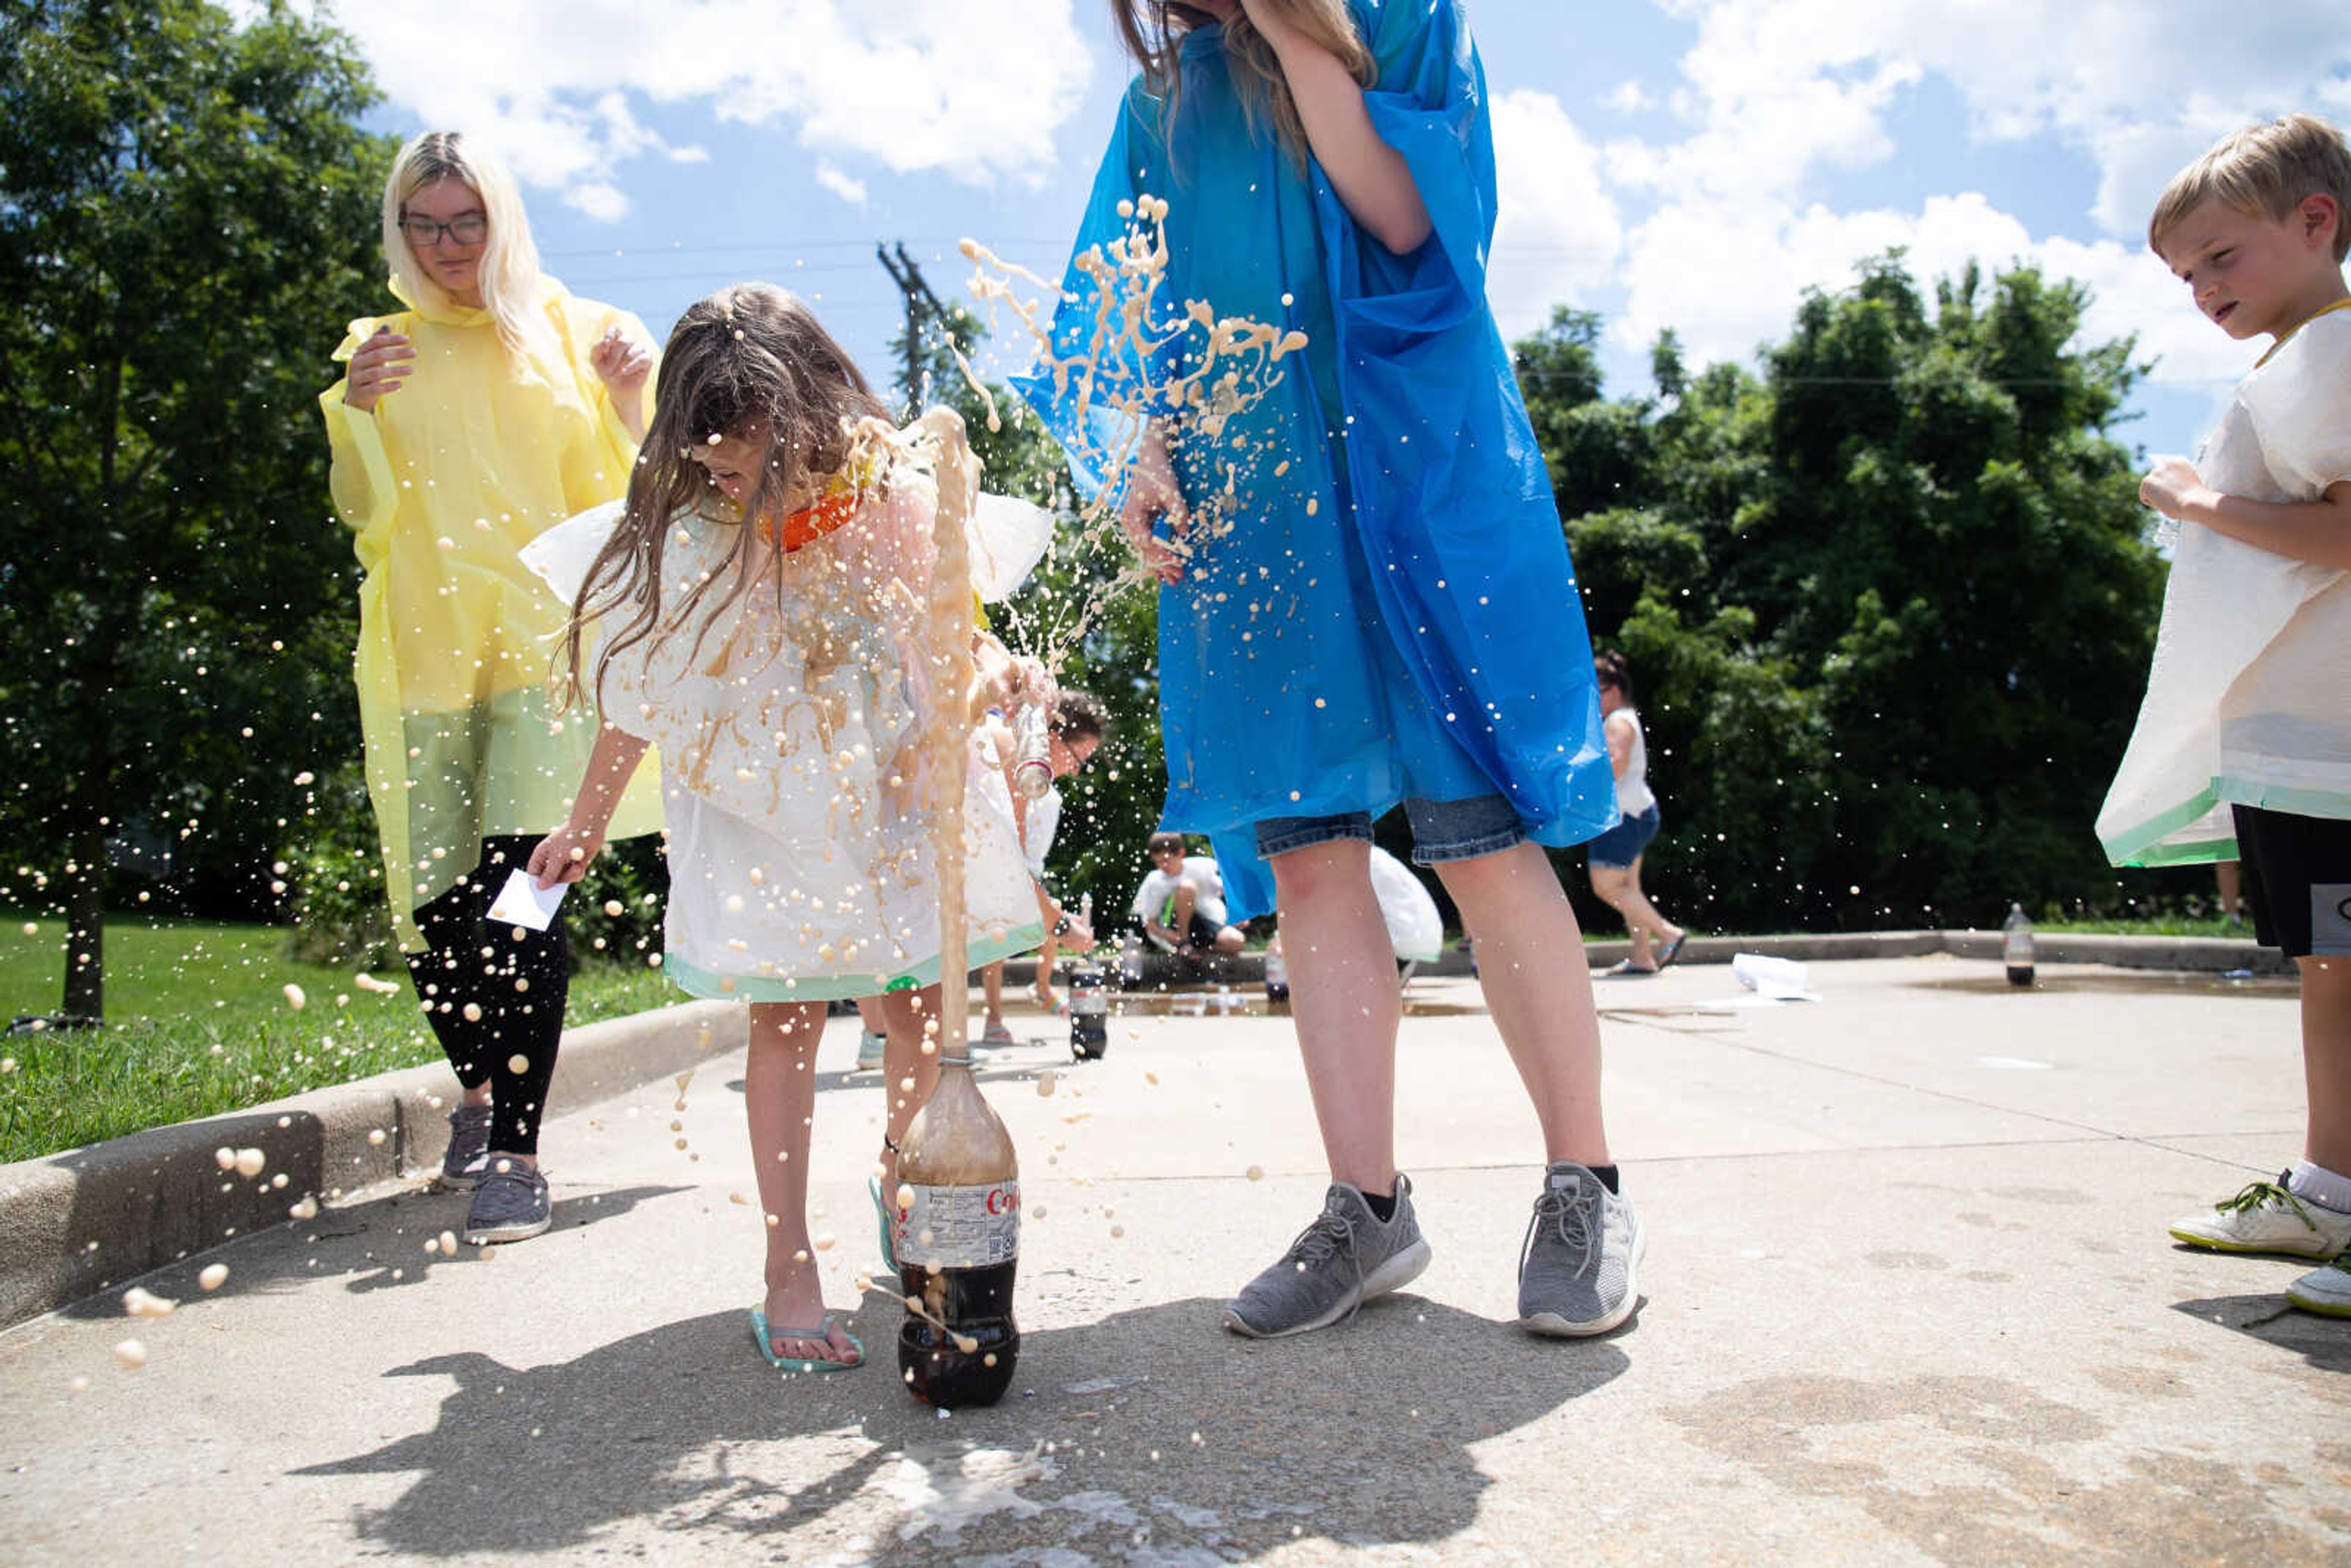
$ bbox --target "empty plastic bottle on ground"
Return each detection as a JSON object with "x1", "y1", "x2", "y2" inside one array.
[{"x1": 2003, "y1": 904, "x2": 2035, "y2": 988}]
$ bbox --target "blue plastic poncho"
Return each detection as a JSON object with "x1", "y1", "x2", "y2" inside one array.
[{"x1": 1014, "y1": 0, "x2": 1615, "y2": 920}]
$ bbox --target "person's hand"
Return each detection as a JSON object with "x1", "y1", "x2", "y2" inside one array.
[
  {"x1": 1119, "y1": 427, "x2": 1190, "y2": 585},
  {"x1": 1062, "y1": 918, "x2": 1097, "y2": 956},
  {"x1": 528, "y1": 821, "x2": 606, "y2": 888},
  {"x1": 972, "y1": 633, "x2": 1056, "y2": 719},
  {"x1": 2140, "y1": 456, "x2": 2210, "y2": 522},
  {"x1": 589, "y1": 324, "x2": 654, "y2": 403},
  {"x1": 342, "y1": 326, "x2": 413, "y2": 414}
]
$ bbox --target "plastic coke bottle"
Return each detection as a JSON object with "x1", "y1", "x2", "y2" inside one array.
[
  {"x1": 895, "y1": 1046, "x2": 1020, "y2": 1406},
  {"x1": 2002, "y1": 903, "x2": 2035, "y2": 988},
  {"x1": 1068, "y1": 967, "x2": 1109, "y2": 1059},
  {"x1": 1263, "y1": 935, "x2": 1290, "y2": 1009}
]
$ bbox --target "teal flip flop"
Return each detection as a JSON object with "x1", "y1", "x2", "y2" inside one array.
[
  {"x1": 749, "y1": 1307, "x2": 863, "y2": 1373},
  {"x1": 870, "y1": 1175, "x2": 900, "y2": 1275}
]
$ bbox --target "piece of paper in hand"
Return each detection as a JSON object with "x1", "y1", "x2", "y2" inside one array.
[{"x1": 487, "y1": 869, "x2": 567, "y2": 932}]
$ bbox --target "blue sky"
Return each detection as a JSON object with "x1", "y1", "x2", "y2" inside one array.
[{"x1": 321, "y1": 0, "x2": 2351, "y2": 467}]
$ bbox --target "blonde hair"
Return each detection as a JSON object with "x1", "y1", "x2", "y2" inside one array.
[
  {"x1": 2150, "y1": 113, "x2": 2351, "y2": 262},
  {"x1": 1111, "y1": 1, "x2": 1374, "y2": 169},
  {"x1": 558, "y1": 283, "x2": 894, "y2": 710},
  {"x1": 380, "y1": 132, "x2": 547, "y2": 357}
]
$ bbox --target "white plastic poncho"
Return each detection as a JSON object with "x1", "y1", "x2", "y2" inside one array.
[
  {"x1": 2096, "y1": 304, "x2": 2351, "y2": 866},
  {"x1": 522, "y1": 456, "x2": 1053, "y2": 1000}
]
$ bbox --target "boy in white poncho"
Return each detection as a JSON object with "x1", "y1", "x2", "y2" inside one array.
[{"x1": 2099, "y1": 115, "x2": 2351, "y2": 1319}]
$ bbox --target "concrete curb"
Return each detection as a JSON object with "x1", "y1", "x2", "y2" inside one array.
[
  {"x1": 1033, "y1": 928, "x2": 2293, "y2": 987},
  {"x1": 0, "y1": 1000, "x2": 746, "y2": 1330}
]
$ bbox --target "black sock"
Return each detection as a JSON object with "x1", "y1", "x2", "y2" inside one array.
[
  {"x1": 1363, "y1": 1188, "x2": 1397, "y2": 1222},
  {"x1": 1589, "y1": 1165, "x2": 1620, "y2": 1195}
]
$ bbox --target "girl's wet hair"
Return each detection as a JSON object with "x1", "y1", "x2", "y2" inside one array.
[
  {"x1": 557, "y1": 283, "x2": 894, "y2": 710},
  {"x1": 1111, "y1": 1, "x2": 1372, "y2": 170}
]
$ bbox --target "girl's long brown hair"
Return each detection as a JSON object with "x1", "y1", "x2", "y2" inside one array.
[
  {"x1": 557, "y1": 282, "x2": 893, "y2": 710},
  {"x1": 1112, "y1": 1, "x2": 1374, "y2": 168}
]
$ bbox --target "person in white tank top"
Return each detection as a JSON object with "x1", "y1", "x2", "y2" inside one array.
[{"x1": 1588, "y1": 651, "x2": 1687, "y2": 975}]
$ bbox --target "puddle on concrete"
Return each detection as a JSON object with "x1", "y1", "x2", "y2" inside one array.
[{"x1": 1911, "y1": 972, "x2": 2298, "y2": 1000}]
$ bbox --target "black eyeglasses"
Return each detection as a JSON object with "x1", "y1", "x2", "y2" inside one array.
[{"x1": 399, "y1": 212, "x2": 488, "y2": 247}]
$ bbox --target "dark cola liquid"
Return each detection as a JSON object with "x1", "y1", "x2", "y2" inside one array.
[{"x1": 897, "y1": 1258, "x2": 1020, "y2": 1406}]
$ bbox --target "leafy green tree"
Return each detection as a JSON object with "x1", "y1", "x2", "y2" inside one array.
[
  {"x1": 1517, "y1": 255, "x2": 2167, "y2": 933},
  {"x1": 0, "y1": 0, "x2": 392, "y2": 1019}
]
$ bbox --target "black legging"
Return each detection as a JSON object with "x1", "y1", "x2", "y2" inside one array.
[{"x1": 404, "y1": 835, "x2": 571, "y2": 1156}]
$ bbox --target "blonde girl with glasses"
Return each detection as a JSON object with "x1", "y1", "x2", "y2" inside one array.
[{"x1": 317, "y1": 131, "x2": 663, "y2": 1247}]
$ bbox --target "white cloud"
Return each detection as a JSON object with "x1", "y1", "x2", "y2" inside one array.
[
  {"x1": 1487, "y1": 89, "x2": 1622, "y2": 340},
  {"x1": 1638, "y1": 0, "x2": 2350, "y2": 235},
  {"x1": 1603, "y1": 80, "x2": 1653, "y2": 114},
  {"x1": 815, "y1": 163, "x2": 869, "y2": 206},
  {"x1": 324, "y1": 0, "x2": 1093, "y2": 219},
  {"x1": 1613, "y1": 189, "x2": 2259, "y2": 393},
  {"x1": 1583, "y1": 0, "x2": 2345, "y2": 394}
]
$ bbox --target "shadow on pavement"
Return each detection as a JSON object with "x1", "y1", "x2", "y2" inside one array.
[
  {"x1": 2170, "y1": 1293, "x2": 2351, "y2": 1375},
  {"x1": 295, "y1": 1293, "x2": 1629, "y2": 1559},
  {"x1": 57, "y1": 1182, "x2": 693, "y2": 1316}
]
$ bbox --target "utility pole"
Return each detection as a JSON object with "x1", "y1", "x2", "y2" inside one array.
[{"x1": 876, "y1": 241, "x2": 956, "y2": 417}]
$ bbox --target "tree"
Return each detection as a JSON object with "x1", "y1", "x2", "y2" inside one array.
[
  {"x1": 0, "y1": 0, "x2": 392, "y2": 1019},
  {"x1": 1517, "y1": 255, "x2": 2167, "y2": 933}
]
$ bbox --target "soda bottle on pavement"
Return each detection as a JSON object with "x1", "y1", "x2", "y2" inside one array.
[
  {"x1": 895, "y1": 1045, "x2": 1021, "y2": 1406},
  {"x1": 2002, "y1": 903, "x2": 2035, "y2": 988},
  {"x1": 1263, "y1": 932, "x2": 1290, "y2": 1010},
  {"x1": 1068, "y1": 966, "x2": 1109, "y2": 1059}
]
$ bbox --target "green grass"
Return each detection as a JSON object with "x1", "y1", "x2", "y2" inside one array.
[
  {"x1": 0, "y1": 914, "x2": 678, "y2": 1165},
  {"x1": 2034, "y1": 915, "x2": 2253, "y2": 939}
]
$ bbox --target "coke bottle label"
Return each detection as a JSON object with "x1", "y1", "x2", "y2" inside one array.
[{"x1": 896, "y1": 1180, "x2": 1021, "y2": 1269}]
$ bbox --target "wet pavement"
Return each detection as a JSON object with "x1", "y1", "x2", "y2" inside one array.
[{"x1": 0, "y1": 952, "x2": 2344, "y2": 1564}]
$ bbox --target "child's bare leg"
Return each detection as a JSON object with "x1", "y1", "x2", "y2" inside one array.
[
  {"x1": 1032, "y1": 932, "x2": 1062, "y2": 1011},
  {"x1": 2303, "y1": 956, "x2": 2351, "y2": 1175},
  {"x1": 745, "y1": 999, "x2": 858, "y2": 1365},
  {"x1": 1436, "y1": 842, "x2": 1611, "y2": 1168},
  {"x1": 1270, "y1": 839, "x2": 1400, "y2": 1195},
  {"x1": 981, "y1": 961, "x2": 1008, "y2": 1034},
  {"x1": 875, "y1": 985, "x2": 945, "y2": 1195}
]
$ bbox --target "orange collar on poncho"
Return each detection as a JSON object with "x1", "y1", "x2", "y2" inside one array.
[{"x1": 759, "y1": 452, "x2": 882, "y2": 553}]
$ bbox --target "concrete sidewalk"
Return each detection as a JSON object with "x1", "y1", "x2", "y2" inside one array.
[{"x1": 0, "y1": 952, "x2": 2342, "y2": 1564}]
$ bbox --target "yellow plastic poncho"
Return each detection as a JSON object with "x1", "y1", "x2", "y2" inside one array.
[{"x1": 320, "y1": 275, "x2": 662, "y2": 951}]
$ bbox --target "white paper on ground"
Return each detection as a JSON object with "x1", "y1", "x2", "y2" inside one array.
[
  {"x1": 487, "y1": 868, "x2": 567, "y2": 931},
  {"x1": 1731, "y1": 953, "x2": 1816, "y2": 1000}
]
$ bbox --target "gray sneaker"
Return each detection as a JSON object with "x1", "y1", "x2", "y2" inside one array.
[
  {"x1": 1518, "y1": 1161, "x2": 1644, "y2": 1337},
  {"x1": 462, "y1": 1161, "x2": 552, "y2": 1245},
  {"x1": 1223, "y1": 1176, "x2": 1431, "y2": 1338},
  {"x1": 854, "y1": 1029, "x2": 886, "y2": 1072},
  {"x1": 437, "y1": 1104, "x2": 493, "y2": 1190}
]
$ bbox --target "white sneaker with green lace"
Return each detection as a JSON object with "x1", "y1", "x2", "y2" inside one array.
[{"x1": 2168, "y1": 1172, "x2": 2351, "y2": 1259}]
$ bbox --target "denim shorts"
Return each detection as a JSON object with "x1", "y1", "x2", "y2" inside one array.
[
  {"x1": 1254, "y1": 793, "x2": 1527, "y2": 866},
  {"x1": 1585, "y1": 803, "x2": 1660, "y2": 869}
]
